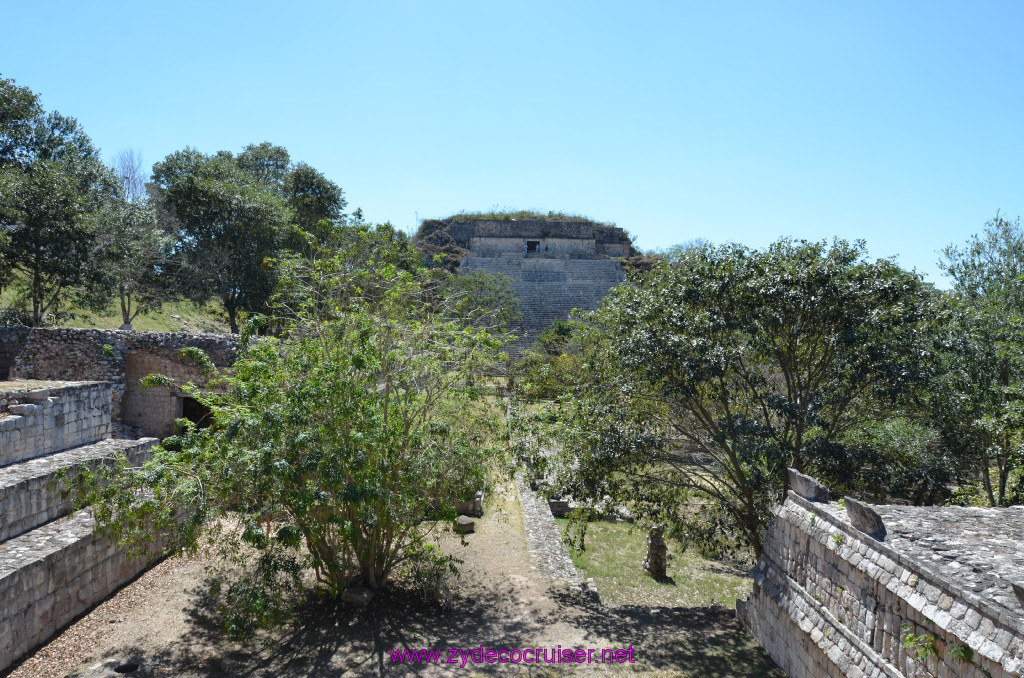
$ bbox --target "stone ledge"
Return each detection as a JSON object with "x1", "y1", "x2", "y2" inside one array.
[
  {"x1": 743, "y1": 554, "x2": 906, "y2": 678},
  {"x1": 766, "y1": 494, "x2": 1024, "y2": 676},
  {"x1": 0, "y1": 509, "x2": 162, "y2": 673},
  {"x1": 0, "y1": 438, "x2": 157, "y2": 543},
  {"x1": 787, "y1": 492, "x2": 1024, "y2": 638},
  {"x1": 516, "y1": 476, "x2": 583, "y2": 586}
]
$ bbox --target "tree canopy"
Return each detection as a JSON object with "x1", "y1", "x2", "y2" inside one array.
[{"x1": 538, "y1": 239, "x2": 933, "y2": 557}]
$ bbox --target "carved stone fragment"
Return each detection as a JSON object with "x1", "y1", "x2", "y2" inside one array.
[
  {"x1": 788, "y1": 468, "x2": 830, "y2": 502},
  {"x1": 843, "y1": 496, "x2": 886, "y2": 540}
]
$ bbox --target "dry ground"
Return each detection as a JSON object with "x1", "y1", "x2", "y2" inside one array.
[{"x1": 3, "y1": 484, "x2": 781, "y2": 678}]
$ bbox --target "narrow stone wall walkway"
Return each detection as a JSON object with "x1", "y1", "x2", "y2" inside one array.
[{"x1": 516, "y1": 475, "x2": 582, "y2": 586}]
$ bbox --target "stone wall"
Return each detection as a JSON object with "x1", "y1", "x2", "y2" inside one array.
[
  {"x1": 0, "y1": 377, "x2": 162, "y2": 674},
  {"x1": 2, "y1": 328, "x2": 236, "y2": 432},
  {"x1": 738, "y1": 472, "x2": 1024, "y2": 678},
  {"x1": 461, "y1": 257, "x2": 625, "y2": 348},
  {"x1": 470, "y1": 236, "x2": 600, "y2": 258},
  {"x1": 0, "y1": 438, "x2": 156, "y2": 543},
  {"x1": 0, "y1": 382, "x2": 112, "y2": 466},
  {"x1": 0, "y1": 508, "x2": 161, "y2": 672},
  {"x1": 121, "y1": 350, "x2": 217, "y2": 437}
]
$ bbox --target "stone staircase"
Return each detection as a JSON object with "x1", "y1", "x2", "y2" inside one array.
[
  {"x1": 461, "y1": 256, "x2": 626, "y2": 349},
  {"x1": 0, "y1": 381, "x2": 158, "y2": 673}
]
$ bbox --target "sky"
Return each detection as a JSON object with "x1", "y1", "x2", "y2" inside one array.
[{"x1": 2, "y1": 1, "x2": 1023, "y2": 285}]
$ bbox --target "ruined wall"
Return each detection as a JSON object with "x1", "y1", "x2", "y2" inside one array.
[
  {"x1": 0, "y1": 509, "x2": 161, "y2": 673},
  {"x1": 417, "y1": 218, "x2": 636, "y2": 257},
  {"x1": 469, "y1": 236, "x2": 600, "y2": 258},
  {"x1": 0, "y1": 382, "x2": 112, "y2": 466},
  {"x1": 0, "y1": 375, "x2": 162, "y2": 673},
  {"x1": 738, "y1": 472, "x2": 1024, "y2": 678},
  {"x1": 121, "y1": 351, "x2": 214, "y2": 437},
  {"x1": 2, "y1": 328, "x2": 236, "y2": 428}
]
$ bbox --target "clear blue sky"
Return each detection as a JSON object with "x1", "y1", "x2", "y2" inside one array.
[{"x1": 3, "y1": 1, "x2": 1022, "y2": 284}]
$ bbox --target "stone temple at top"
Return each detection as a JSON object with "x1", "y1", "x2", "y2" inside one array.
[{"x1": 415, "y1": 216, "x2": 637, "y2": 347}]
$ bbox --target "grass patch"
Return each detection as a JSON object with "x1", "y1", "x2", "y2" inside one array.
[
  {"x1": 558, "y1": 519, "x2": 753, "y2": 608},
  {"x1": 0, "y1": 282, "x2": 230, "y2": 333},
  {"x1": 57, "y1": 300, "x2": 230, "y2": 333}
]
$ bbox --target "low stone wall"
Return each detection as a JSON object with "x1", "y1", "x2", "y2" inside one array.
[
  {"x1": 739, "y1": 478, "x2": 1024, "y2": 678},
  {"x1": 0, "y1": 510, "x2": 161, "y2": 673},
  {"x1": 0, "y1": 382, "x2": 111, "y2": 466}
]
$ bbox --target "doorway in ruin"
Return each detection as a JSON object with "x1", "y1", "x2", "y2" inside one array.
[
  {"x1": 180, "y1": 396, "x2": 212, "y2": 429},
  {"x1": 526, "y1": 240, "x2": 540, "y2": 253},
  {"x1": 122, "y1": 350, "x2": 217, "y2": 438}
]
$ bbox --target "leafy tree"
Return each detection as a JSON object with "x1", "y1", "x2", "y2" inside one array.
[
  {"x1": 284, "y1": 162, "x2": 346, "y2": 245},
  {"x1": 152, "y1": 148, "x2": 289, "y2": 332},
  {"x1": 541, "y1": 239, "x2": 931, "y2": 557},
  {"x1": 236, "y1": 142, "x2": 290, "y2": 192},
  {"x1": 0, "y1": 76, "x2": 43, "y2": 169},
  {"x1": 933, "y1": 215, "x2": 1024, "y2": 506},
  {"x1": 0, "y1": 77, "x2": 121, "y2": 324},
  {"x1": 97, "y1": 198, "x2": 173, "y2": 329},
  {"x1": 70, "y1": 237, "x2": 510, "y2": 636}
]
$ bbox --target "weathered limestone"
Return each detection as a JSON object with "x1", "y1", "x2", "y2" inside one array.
[
  {"x1": 844, "y1": 496, "x2": 886, "y2": 540},
  {"x1": 0, "y1": 382, "x2": 112, "y2": 466},
  {"x1": 438, "y1": 219, "x2": 633, "y2": 348},
  {"x1": 788, "y1": 468, "x2": 830, "y2": 502},
  {"x1": 517, "y1": 477, "x2": 584, "y2": 587},
  {"x1": 462, "y1": 257, "x2": 626, "y2": 348},
  {"x1": 456, "y1": 490, "x2": 485, "y2": 518},
  {"x1": 0, "y1": 379, "x2": 162, "y2": 673},
  {"x1": 0, "y1": 438, "x2": 156, "y2": 543},
  {"x1": 1, "y1": 328, "x2": 237, "y2": 436},
  {"x1": 738, "y1": 477, "x2": 1024, "y2": 678},
  {"x1": 0, "y1": 510, "x2": 161, "y2": 672}
]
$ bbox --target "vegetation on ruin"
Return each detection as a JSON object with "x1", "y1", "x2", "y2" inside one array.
[
  {"x1": 65, "y1": 225, "x2": 515, "y2": 637},
  {"x1": 514, "y1": 218, "x2": 1024, "y2": 567}
]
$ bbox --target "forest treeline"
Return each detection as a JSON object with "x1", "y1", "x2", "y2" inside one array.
[{"x1": 0, "y1": 75, "x2": 393, "y2": 332}]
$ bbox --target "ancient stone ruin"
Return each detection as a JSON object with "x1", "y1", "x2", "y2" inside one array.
[
  {"x1": 417, "y1": 217, "x2": 636, "y2": 348},
  {"x1": 0, "y1": 381, "x2": 159, "y2": 672},
  {"x1": 643, "y1": 525, "x2": 668, "y2": 580},
  {"x1": 1, "y1": 327, "x2": 237, "y2": 437},
  {"x1": 738, "y1": 469, "x2": 1024, "y2": 678},
  {"x1": 0, "y1": 328, "x2": 238, "y2": 672}
]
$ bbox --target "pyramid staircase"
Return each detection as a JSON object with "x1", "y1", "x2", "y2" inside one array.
[
  {"x1": 0, "y1": 381, "x2": 158, "y2": 672},
  {"x1": 460, "y1": 255, "x2": 626, "y2": 349}
]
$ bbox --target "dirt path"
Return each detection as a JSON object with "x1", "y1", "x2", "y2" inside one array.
[{"x1": 3, "y1": 483, "x2": 779, "y2": 678}]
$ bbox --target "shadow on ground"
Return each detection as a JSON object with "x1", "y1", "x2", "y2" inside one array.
[
  {"x1": 544, "y1": 590, "x2": 782, "y2": 677},
  {"x1": 74, "y1": 576, "x2": 781, "y2": 678}
]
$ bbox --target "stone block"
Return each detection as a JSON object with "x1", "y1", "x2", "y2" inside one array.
[
  {"x1": 548, "y1": 499, "x2": 571, "y2": 517},
  {"x1": 1012, "y1": 582, "x2": 1024, "y2": 609},
  {"x1": 454, "y1": 515, "x2": 475, "y2": 534},
  {"x1": 25, "y1": 389, "x2": 49, "y2": 403},
  {"x1": 789, "y1": 468, "x2": 830, "y2": 502},
  {"x1": 843, "y1": 497, "x2": 885, "y2": 540}
]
